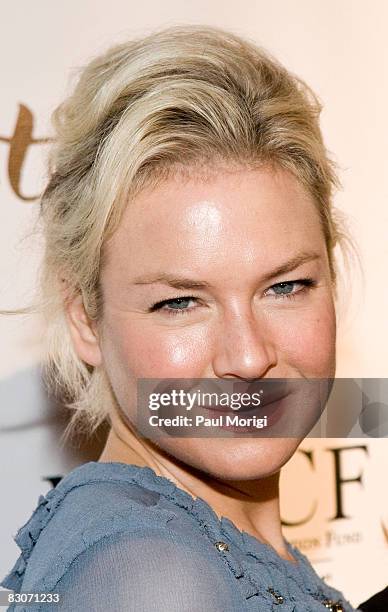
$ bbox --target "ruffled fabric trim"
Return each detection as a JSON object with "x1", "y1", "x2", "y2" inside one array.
[
  {"x1": 2, "y1": 493, "x2": 53, "y2": 591},
  {"x1": 1, "y1": 461, "x2": 359, "y2": 611},
  {"x1": 1, "y1": 461, "x2": 177, "y2": 592}
]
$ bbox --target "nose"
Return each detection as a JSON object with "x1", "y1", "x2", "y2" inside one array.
[{"x1": 212, "y1": 307, "x2": 277, "y2": 380}]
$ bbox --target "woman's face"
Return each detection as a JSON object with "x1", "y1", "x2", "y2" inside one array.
[{"x1": 81, "y1": 164, "x2": 336, "y2": 480}]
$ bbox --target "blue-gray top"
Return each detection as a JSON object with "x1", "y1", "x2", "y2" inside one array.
[{"x1": 1, "y1": 461, "x2": 360, "y2": 611}]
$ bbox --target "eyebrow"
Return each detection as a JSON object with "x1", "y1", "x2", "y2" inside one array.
[{"x1": 132, "y1": 252, "x2": 321, "y2": 290}]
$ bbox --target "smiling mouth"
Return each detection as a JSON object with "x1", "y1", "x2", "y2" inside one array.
[
  {"x1": 197, "y1": 392, "x2": 292, "y2": 414},
  {"x1": 194, "y1": 393, "x2": 291, "y2": 432}
]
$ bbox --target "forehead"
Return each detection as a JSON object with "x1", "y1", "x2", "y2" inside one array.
[{"x1": 103, "y1": 165, "x2": 325, "y2": 273}]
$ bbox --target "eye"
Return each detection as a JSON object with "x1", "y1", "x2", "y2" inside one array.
[
  {"x1": 265, "y1": 278, "x2": 315, "y2": 299},
  {"x1": 149, "y1": 296, "x2": 199, "y2": 315}
]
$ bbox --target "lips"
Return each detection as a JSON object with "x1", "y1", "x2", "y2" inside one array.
[
  {"x1": 139, "y1": 377, "x2": 330, "y2": 438},
  {"x1": 198, "y1": 389, "x2": 292, "y2": 413},
  {"x1": 197, "y1": 395, "x2": 289, "y2": 425}
]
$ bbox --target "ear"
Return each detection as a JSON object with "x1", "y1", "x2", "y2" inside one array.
[{"x1": 64, "y1": 292, "x2": 102, "y2": 367}]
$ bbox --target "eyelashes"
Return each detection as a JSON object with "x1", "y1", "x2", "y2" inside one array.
[
  {"x1": 148, "y1": 278, "x2": 316, "y2": 316},
  {"x1": 266, "y1": 278, "x2": 315, "y2": 298},
  {"x1": 149, "y1": 296, "x2": 198, "y2": 315}
]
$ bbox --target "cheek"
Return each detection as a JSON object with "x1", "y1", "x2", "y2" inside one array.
[
  {"x1": 275, "y1": 297, "x2": 336, "y2": 376},
  {"x1": 102, "y1": 315, "x2": 211, "y2": 379}
]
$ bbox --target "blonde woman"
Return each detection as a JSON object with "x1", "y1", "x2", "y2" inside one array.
[{"x1": 2, "y1": 25, "x2": 361, "y2": 611}]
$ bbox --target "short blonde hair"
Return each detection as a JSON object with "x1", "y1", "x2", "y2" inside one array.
[{"x1": 35, "y1": 25, "x2": 346, "y2": 435}]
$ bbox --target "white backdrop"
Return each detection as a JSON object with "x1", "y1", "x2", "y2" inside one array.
[{"x1": 1, "y1": 1, "x2": 387, "y2": 607}]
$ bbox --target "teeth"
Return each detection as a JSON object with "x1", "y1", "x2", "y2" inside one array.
[{"x1": 199, "y1": 404, "x2": 261, "y2": 412}]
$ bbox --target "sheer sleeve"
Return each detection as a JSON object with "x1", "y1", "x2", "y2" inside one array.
[{"x1": 52, "y1": 525, "x2": 246, "y2": 612}]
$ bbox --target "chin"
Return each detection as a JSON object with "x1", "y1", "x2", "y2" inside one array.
[{"x1": 162, "y1": 437, "x2": 301, "y2": 482}]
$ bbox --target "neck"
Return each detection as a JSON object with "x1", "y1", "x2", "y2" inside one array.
[{"x1": 99, "y1": 411, "x2": 295, "y2": 563}]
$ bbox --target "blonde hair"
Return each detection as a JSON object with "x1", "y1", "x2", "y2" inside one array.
[{"x1": 15, "y1": 25, "x2": 350, "y2": 435}]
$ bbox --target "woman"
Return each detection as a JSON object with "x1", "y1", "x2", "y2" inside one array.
[{"x1": 1, "y1": 25, "x2": 360, "y2": 611}]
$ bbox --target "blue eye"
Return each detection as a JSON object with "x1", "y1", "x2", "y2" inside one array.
[
  {"x1": 149, "y1": 278, "x2": 315, "y2": 316},
  {"x1": 266, "y1": 278, "x2": 315, "y2": 299},
  {"x1": 271, "y1": 282, "x2": 295, "y2": 295},
  {"x1": 149, "y1": 296, "x2": 198, "y2": 315}
]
